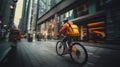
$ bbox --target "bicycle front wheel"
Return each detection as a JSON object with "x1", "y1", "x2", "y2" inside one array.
[
  {"x1": 70, "y1": 42, "x2": 88, "y2": 65},
  {"x1": 56, "y1": 41, "x2": 65, "y2": 56}
]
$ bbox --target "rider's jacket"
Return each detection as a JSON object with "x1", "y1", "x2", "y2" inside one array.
[{"x1": 58, "y1": 21, "x2": 73, "y2": 36}]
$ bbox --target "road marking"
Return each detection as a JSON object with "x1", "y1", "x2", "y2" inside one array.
[
  {"x1": 88, "y1": 52, "x2": 101, "y2": 58},
  {"x1": 87, "y1": 62, "x2": 95, "y2": 66}
]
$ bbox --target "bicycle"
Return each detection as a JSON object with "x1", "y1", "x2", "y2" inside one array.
[{"x1": 56, "y1": 36, "x2": 88, "y2": 65}]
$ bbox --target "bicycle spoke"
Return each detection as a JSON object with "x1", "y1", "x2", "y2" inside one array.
[
  {"x1": 70, "y1": 43, "x2": 88, "y2": 65},
  {"x1": 56, "y1": 41, "x2": 65, "y2": 56}
]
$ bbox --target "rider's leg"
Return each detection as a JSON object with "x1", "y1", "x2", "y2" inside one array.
[
  {"x1": 68, "y1": 36, "x2": 79, "y2": 56},
  {"x1": 63, "y1": 36, "x2": 68, "y2": 53},
  {"x1": 67, "y1": 36, "x2": 73, "y2": 50}
]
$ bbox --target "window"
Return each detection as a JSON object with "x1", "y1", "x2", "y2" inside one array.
[
  {"x1": 73, "y1": 4, "x2": 88, "y2": 18},
  {"x1": 96, "y1": 0, "x2": 105, "y2": 11}
]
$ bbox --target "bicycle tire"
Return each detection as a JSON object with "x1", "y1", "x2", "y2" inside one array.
[
  {"x1": 56, "y1": 41, "x2": 65, "y2": 56},
  {"x1": 70, "y1": 42, "x2": 88, "y2": 65}
]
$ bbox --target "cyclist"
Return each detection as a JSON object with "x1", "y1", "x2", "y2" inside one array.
[
  {"x1": 57, "y1": 19, "x2": 77, "y2": 54},
  {"x1": 57, "y1": 19, "x2": 73, "y2": 39},
  {"x1": 57, "y1": 20, "x2": 88, "y2": 64}
]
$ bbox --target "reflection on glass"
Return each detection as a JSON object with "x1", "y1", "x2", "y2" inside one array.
[{"x1": 38, "y1": 0, "x2": 62, "y2": 18}]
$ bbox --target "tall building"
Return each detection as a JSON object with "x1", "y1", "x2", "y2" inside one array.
[
  {"x1": 19, "y1": 0, "x2": 39, "y2": 35},
  {"x1": 37, "y1": 0, "x2": 120, "y2": 44},
  {"x1": 19, "y1": 0, "x2": 35, "y2": 34}
]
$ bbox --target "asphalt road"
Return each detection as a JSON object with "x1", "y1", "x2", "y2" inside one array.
[{"x1": 0, "y1": 39, "x2": 120, "y2": 67}]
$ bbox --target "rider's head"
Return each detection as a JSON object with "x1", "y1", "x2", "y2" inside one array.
[{"x1": 63, "y1": 18, "x2": 68, "y2": 24}]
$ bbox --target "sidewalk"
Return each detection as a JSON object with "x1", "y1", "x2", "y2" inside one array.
[
  {"x1": 0, "y1": 39, "x2": 11, "y2": 63},
  {"x1": 80, "y1": 42, "x2": 120, "y2": 50},
  {"x1": 47, "y1": 39, "x2": 120, "y2": 50}
]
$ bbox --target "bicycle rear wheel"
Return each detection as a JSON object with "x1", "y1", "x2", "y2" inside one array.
[
  {"x1": 56, "y1": 41, "x2": 65, "y2": 56},
  {"x1": 70, "y1": 42, "x2": 88, "y2": 65}
]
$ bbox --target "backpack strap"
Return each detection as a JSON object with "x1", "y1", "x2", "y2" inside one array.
[
  {"x1": 67, "y1": 22, "x2": 70, "y2": 27},
  {"x1": 67, "y1": 22, "x2": 74, "y2": 33}
]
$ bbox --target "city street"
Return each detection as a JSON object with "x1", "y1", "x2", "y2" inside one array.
[
  {"x1": 0, "y1": 39, "x2": 120, "y2": 67},
  {"x1": 0, "y1": 0, "x2": 120, "y2": 67}
]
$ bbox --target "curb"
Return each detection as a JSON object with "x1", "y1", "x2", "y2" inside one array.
[
  {"x1": 80, "y1": 42, "x2": 120, "y2": 50},
  {"x1": 47, "y1": 40, "x2": 120, "y2": 50}
]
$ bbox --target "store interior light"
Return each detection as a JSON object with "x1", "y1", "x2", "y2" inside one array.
[
  {"x1": 10, "y1": 5, "x2": 14, "y2": 10},
  {"x1": 0, "y1": 20, "x2": 3, "y2": 24}
]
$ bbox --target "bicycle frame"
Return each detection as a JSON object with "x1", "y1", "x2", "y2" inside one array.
[
  {"x1": 56, "y1": 36, "x2": 88, "y2": 65},
  {"x1": 60, "y1": 36, "x2": 79, "y2": 55}
]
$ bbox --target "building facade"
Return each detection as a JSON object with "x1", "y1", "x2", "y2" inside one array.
[
  {"x1": 36, "y1": 0, "x2": 120, "y2": 44},
  {"x1": 0, "y1": 0, "x2": 18, "y2": 39},
  {"x1": 19, "y1": 0, "x2": 36, "y2": 35},
  {"x1": 18, "y1": 0, "x2": 28, "y2": 34}
]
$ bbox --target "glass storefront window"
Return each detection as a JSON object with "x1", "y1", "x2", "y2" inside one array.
[
  {"x1": 59, "y1": 9, "x2": 74, "y2": 22},
  {"x1": 68, "y1": 10, "x2": 74, "y2": 20},
  {"x1": 88, "y1": 21, "x2": 106, "y2": 43},
  {"x1": 73, "y1": 4, "x2": 88, "y2": 18},
  {"x1": 65, "y1": 12, "x2": 69, "y2": 18},
  {"x1": 38, "y1": 0, "x2": 62, "y2": 18},
  {"x1": 80, "y1": 21, "x2": 106, "y2": 43}
]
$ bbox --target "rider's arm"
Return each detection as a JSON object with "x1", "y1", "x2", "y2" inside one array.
[{"x1": 58, "y1": 24, "x2": 68, "y2": 36}]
